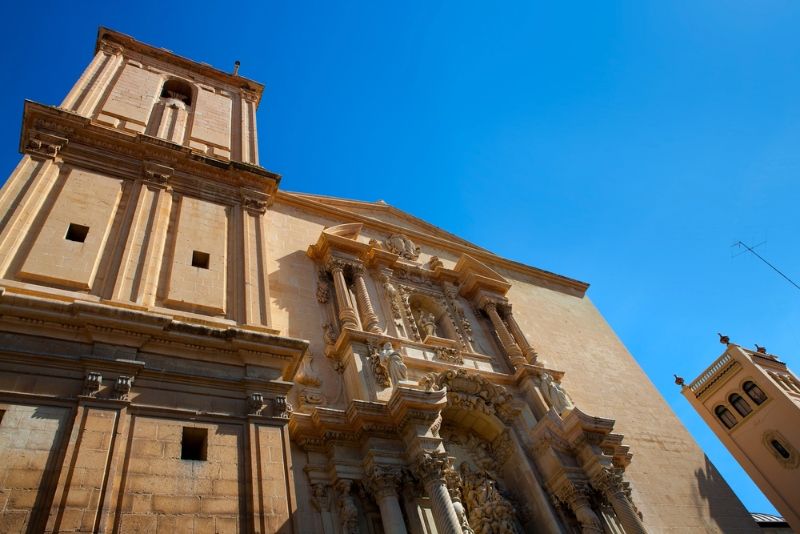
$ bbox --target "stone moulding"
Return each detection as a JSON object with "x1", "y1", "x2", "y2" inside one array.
[
  {"x1": 20, "y1": 102, "x2": 280, "y2": 200},
  {"x1": 0, "y1": 287, "x2": 308, "y2": 381}
]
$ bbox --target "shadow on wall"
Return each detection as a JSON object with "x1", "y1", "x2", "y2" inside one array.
[
  {"x1": 29, "y1": 406, "x2": 73, "y2": 534},
  {"x1": 694, "y1": 454, "x2": 759, "y2": 533},
  {"x1": 270, "y1": 249, "x2": 320, "y2": 338}
]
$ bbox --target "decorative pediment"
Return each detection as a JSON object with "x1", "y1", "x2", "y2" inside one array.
[{"x1": 454, "y1": 254, "x2": 511, "y2": 299}]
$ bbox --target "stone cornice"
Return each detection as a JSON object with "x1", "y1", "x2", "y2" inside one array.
[
  {"x1": 95, "y1": 27, "x2": 265, "y2": 105},
  {"x1": 279, "y1": 191, "x2": 589, "y2": 297},
  {"x1": 20, "y1": 101, "x2": 280, "y2": 200},
  {"x1": 0, "y1": 286, "x2": 308, "y2": 381}
]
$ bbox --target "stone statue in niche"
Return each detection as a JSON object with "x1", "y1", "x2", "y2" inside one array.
[
  {"x1": 540, "y1": 372, "x2": 574, "y2": 415},
  {"x1": 460, "y1": 463, "x2": 520, "y2": 534},
  {"x1": 385, "y1": 233, "x2": 420, "y2": 260},
  {"x1": 418, "y1": 310, "x2": 438, "y2": 338},
  {"x1": 379, "y1": 342, "x2": 408, "y2": 384}
]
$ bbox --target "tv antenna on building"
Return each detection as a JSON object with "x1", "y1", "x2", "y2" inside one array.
[{"x1": 732, "y1": 241, "x2": 800, "y2": 291}]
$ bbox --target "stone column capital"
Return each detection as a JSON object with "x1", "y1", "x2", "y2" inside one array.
[
  {"x1": 413, "y1": 451, "x2": 452, "y2": 486},
  {"x1": 366, "y1": 464, "x2": 404, "y2": 499}
]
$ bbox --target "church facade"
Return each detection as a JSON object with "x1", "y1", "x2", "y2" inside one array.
[{"x1": 0, "y1": 28, "x2": 760, "y2": 533}]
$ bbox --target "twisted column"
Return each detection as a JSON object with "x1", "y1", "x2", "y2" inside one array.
[
  {"x1": 415, "y1": 452, "x2": 463, "y2": 534},
  {"x1": 328, "y1": 259, "x2": 359, "y2": 330},
  {"x1": 556, "y1": 482, "x2": 603, "y2": 534},
  {"x1": 504, "y1": 309, "x2": 538, "y2": 363},
  {"x1": 483, "y1": 301, "x2": 525, "y2": 365},
  {"x1": 352, "y1": 264, "x2": 382, "y2": 333},
  {"x1": 597, "y1": 472, "x2": 647, "y2": 534}
]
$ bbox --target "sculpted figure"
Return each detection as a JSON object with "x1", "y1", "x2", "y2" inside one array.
[
  {"x1": 379, "y1": 342, "x2": 408, "y2": 384},
  {"x1": 418, "y1": 310, "x2": 437, "y2": 338},
  {"x1": 386, "y1": 233, "x2": 420, "y2": 260},
  {"x1": 460, "y1": 463, "x2": 519, "y2": 534},
  {"x1": 541, "y1": 372, "x2": 574, "y2": 415}
]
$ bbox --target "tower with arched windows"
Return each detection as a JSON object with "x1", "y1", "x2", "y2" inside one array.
[{"x1": 682, "y1": 343, "x2": 800, "y2": 530}]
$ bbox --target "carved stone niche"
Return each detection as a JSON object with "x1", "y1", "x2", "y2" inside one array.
[{"x1": 408, "y1": 293, "x2": 461, "y2": 348}]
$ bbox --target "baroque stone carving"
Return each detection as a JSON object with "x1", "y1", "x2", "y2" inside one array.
[
  {"x1": 316, "y1": 270, "x2": 331, "y2": 303},
  {"x1": 82, "y1": 371, "x2": 102, "y2": 397},
  {"x1": 418, "y1": 310, "x2": 437, "y2": 338},
  {"x1": 143, "y1": 160, "x2": 173, "y2": 186},
  {"x1": 365, "y1": 464, "x2": 403, "y2": 498},
  {"x1": 460, "y1": 463, "x2": 520, "y2": 534},
  {"x1": 379, "y1": 342, "x2": 408, "y2": 384},
  {"x1": 274, "y1": 395, "x2": 292, "y2": 419},
  {"x1": 414, "y1": 451, "x2": 452, "y2": 484},
  {"x1": 434, "y1": 346, "x2": 464, "y2": 365},
  {"x1": 335, "y1": 480, "x2": 360, "y2": 534},
  {"x1": 385, "y1": 233, "x2": 420, "y2": 260},
  {"x1": 540, "y1": 372, "x2": 575, "y2": 415},
  {"x1": 248, "y1": 392, "x2": 266, "y2": 415},
  {"x1": 428, "y1": 256, "x2": 444, "y2": 270},
  {"x1": 310, "y1": 483, "x2": 332, "y2": 512},
  {"x1": 367, "y1": 342, "x2": 391, "y2": 388},
  {"x1": 420, "y1": 369, "x2": 515, "y2": 422},
  {"x1": 112, "y1": 375, "x2": 133, "y2": 400}
]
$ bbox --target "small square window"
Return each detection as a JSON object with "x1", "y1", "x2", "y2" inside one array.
[
  {"x1": 181, "y1": 427, "x2": 207, "y2": 461},
  {"x1": 191, "y1": 250, "x2": 210, "y2": 269},
  {"x1": 65, "y1": 223, "x2": 90, "y2": 243}
]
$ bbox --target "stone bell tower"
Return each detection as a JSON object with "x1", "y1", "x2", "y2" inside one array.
[
  {"x1": 0, "y1": 27, "x2": 279, "y2": 323},
  {"x1": 0, "y1": 28, "x2": 303, "y2": 533}
]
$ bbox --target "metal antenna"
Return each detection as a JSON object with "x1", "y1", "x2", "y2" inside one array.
[{"x1": 732, "y1": 241, "x2": 800, "y2": 291}]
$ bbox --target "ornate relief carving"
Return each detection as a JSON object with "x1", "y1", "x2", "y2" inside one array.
[
  {"x1": 434, "y1": 346, "x2": 464, "y2": 365},
  {"x1": 460, "y1": 463, "x2": 521, "y2": 534},
  {"x1": 539, "y1": 372, "x2": 575, "y2": 415},
  {"x1": 310, "y1": 483, "x2": 332, "y2": 512},
  {"x1": 384, "y1": 233, "x2": 420, "y2": 260},
  {"x1": 335, "y1": 480, "x2": 360, "y2": 534},
  {"x1": 367, "y1": 342, "x2": 391, "y2": 388},
  {"x1": 379, "y1": 273, "x2": 402, "y2": 321},
  {"x1": 365, "y1": 464, "x2": 403, "y2": 498},
  {"x1": 420, "y1": 369, "x2": 515, "y2": 422},
  {"x1": 322, "y1": 322, "x2": 338, "y2": 346},
  {"x1": 316, "y1": 270, "x2": 331, "y2": 304},
  {"x1": 428, "y1": 256, "x2": 444, "y2": 270},
  {"x1": 25, "y1": 132, "x2": 68, "y2": 159},
  {"x1": 241, "y1": 192, "x2": 268, "y2": 214},
  {"x1": 248, "y1": 392, "x2": 266, "y2": 415},
  {"x1": 143, "y1": 160, "x2": 173, "y2": 186},
  {"x1": 112, "y1": 375, "x2": 133, "y2": 401},
  {"x1": 274, "y1": 395, "x2": 292, "y2": 419},
  {"x1": 399, "y1": 287, "x2": 421, "y2": 341},
  {"x1": 82, "y1": 371, "x2": 103, "y2": 397},
  {"x1": 414, "y1": 451, "x2": 452, "y2": 485}
]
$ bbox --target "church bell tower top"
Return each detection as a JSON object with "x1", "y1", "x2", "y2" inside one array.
[{"x1": 95, "y1": 27, "x2": 265, "y2": 104}]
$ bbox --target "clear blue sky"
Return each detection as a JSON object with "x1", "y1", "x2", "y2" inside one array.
[{"x1": 1, "y1": 0, "x2": 798, "y2": 516}]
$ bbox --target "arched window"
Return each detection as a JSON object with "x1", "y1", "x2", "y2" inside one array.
[
  {"x1": 771, "y1": 439, "x2": 791, "y2": 459},
  {"x1": 715, "y1": 405, "x2": 737, "y2": 429},
  {"x1": 160, "y1": 79, "x2": 193, "y2": 106},
  {"x1": 729, "y1": 393, "x2": 752, "y2": 417},
  {"x1": 743, "y1": 381, "x2": 767, "y2": 405}
]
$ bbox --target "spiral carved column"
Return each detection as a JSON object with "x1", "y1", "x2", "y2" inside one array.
[
  {"x1": 415, "y1": 452, "x2": 463, "y2": 534},
  {"x1": 483, "y1": 301, "x2": 525, "y2": 365},
  {"x1": 352, "y1": 265, "x2": 382, "y2": 334},
  {"x1": 504, "y1": 309, "x2": 538, "y2": 363},
  {"x1": 328, "y1": 259, "x2": 359, "y2": 330}
]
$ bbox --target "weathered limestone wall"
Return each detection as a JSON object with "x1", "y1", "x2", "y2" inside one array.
[
  {"x1": 118, "y1": 418, "x2": 243, "y2": 532},
  {"x1": 0, "y1": 404, "x2": 71, "y2": 533}
]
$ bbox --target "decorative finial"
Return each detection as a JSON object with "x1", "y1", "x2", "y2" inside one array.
[
  {"x1": 674, "y1": 374, "x2": 685, "y2": 386},
  {"x1": 233, "y1": 60, "x2": 241, "y2": 76},
  {"x1": 755, "y1": 344, "x2": 767, "y2": 354},
  {"x1": 718, "y1": 333, "x2": 730, "y2": 345}
]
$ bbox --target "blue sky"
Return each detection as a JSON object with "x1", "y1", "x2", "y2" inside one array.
[{"x1": 1, "y1": 0, "x2": 798, "y2": 516}]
